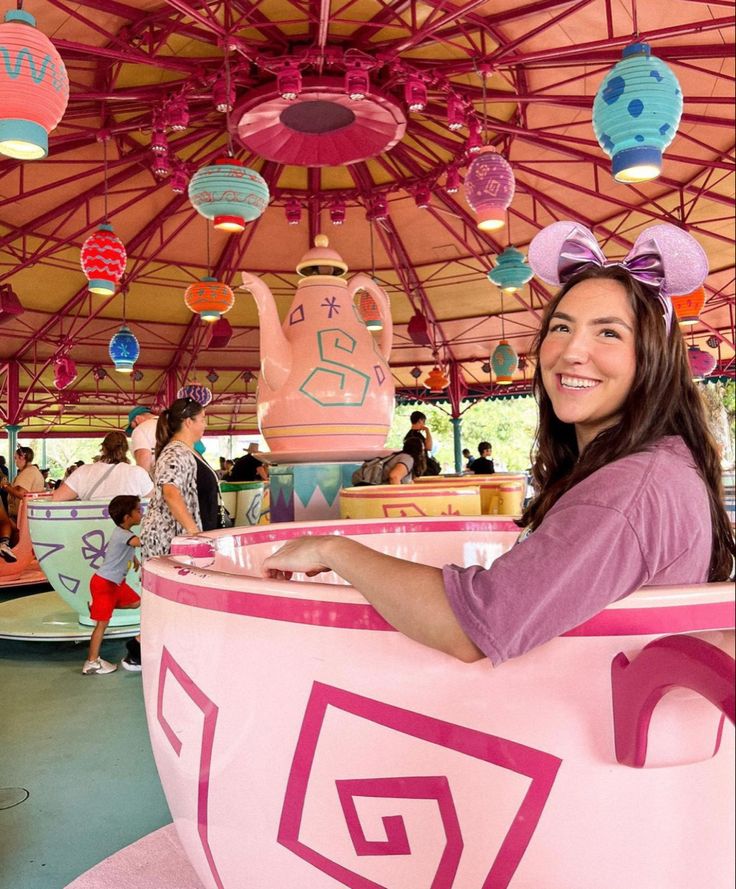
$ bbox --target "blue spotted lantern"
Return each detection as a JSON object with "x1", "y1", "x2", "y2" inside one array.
[
  {"x1": 108, "y1": 324, "x2": 140, "y2": 373},
  {"x1": 491, "y1": 340, "x2": 518, "y2": 385},
  {"x1": 593, "y1": 42, "x2": 682, "y2": 183},
  {"x1": 487, "y1": 247, "x2": 533, "y2": 292}
]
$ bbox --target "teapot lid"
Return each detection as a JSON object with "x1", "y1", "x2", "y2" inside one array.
[{"x1": 296, "y1": 234, "x2": 348, "y2": 277}]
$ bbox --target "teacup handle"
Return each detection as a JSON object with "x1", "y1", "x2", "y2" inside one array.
[{"x1": 348, "y1": 273, "x2": 393, "y2": 362}]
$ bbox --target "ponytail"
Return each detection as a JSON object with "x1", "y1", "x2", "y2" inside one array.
[
  {"x1": 154, "y1": 397, "x2": 204, "y2": 460},
  {"x1": 154, "y1": 409, "x2": 173, "y2": 460}
]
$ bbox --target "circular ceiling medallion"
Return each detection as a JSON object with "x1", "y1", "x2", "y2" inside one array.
[{"x1": 236, "y1": 78, "x2": 407, "y2": 167}]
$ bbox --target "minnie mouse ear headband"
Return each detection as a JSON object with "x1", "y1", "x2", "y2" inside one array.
[{"x1": 527, "y1": 221, "x2": 709, "y2": 333}]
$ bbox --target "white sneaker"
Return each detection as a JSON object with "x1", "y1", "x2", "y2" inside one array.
[
  {"x1": 0, "y1": 541, "x2": 17, "y2": 563},
  {"x1": 82, "y1": 658, "x2": 118, "y2": 675}
]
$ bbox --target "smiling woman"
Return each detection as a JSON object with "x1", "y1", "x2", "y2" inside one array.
[
  {"x1": 262, "y1": 221, "x2": 734, "y2": 668},
  {"x1": 539, "y1": 276, "x2": 637, "y2": 451}
]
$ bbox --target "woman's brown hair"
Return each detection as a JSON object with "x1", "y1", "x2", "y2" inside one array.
[
  {"x1": 155, "y1": 397, "x2": 203, "y2": 459},
  {"x1": 402, "y1": 434, "x2": 427, "y2": 479},
  {"x1": 521, "y1": 264, "x2": 733, "y2": 582},
  {"x1": 99, "y1": 431, "x2": 130, "y2": 464}
]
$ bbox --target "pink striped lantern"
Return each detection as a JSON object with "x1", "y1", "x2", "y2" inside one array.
[
  {"x1": 81, "y1": 224, "x2": 127, "y2": 295},
  {"x1": 464, "y1": 146, "x2": 515, "y2": 231},
  {"x1": 358, "y1": 292, "x2": 383, "y2": 330},
  {"x1": 0, "y1": 9, "x2": 69, "y2": 160},
  {"x1": 177, "y1": 384, "x2": 213, "y2": 407}
]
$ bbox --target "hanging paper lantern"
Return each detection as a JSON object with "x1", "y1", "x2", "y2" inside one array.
[
  {"x1": 108, "y1": 325, "x2": 139, "y2": 373},
  {"x1": 0, "y1": 9, "x2": 69, "y2": 160},
  {"x1": 184, "y1": 276, "x2": 234, "y2": 323},
  {"x1": 358, "y1": 292, "x2": 383, "y2": 330},
  {"x1": 407, "y1": 312, "x2": 431, "y2": 346},
  {"x1": 687, "y1": 346, "x2": 716, "y2": 381},
  {"x1": 488, "y1": 247, "x2": 533, "y2": 292},
  {"x1": 424, "y1": 366, "x2": 449, "y2": 392},
  {"x1": 492, "y1": 340, "x2": 518, "y2": 385},
  {"x1": 670, "y1": 286, "x2": 705, "y2": 327},
  {"x1": 593, "y1": 42, "x2": 683, "y2": 183},
  {"x1": 177, "y1": 384, "x2": 212, "y2": 406},
  {"x1": 464, "y1": 147, "x2": 515, "y2": 231},
  {"x1": 53, "y1": 355, "x2": 77, "y2": 390},
  {"x1": 188, "y1": 158, "x2": 270, "y2": 233},
  {"x1": 81, "y1": 224, "x2": 127, "y2": 295},
  {"x1": 206, "y1": 316, "x2": 233, "y2": 348}
]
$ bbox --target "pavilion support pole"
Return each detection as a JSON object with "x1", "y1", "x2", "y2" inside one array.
[
  {"x1": 164, "y1": 369, "x2": 178, "y2": 407},
  {"x1": 5, "y1": 427, "x2": 21, "y2": 480},
  {"x1": 4, "y1": 360, "x2": 21, "y2": 478},
  {"x1": 451, "y1": 417, "x2": 463, "y2": 474},
  {"x1": 448, "y1": 362, "x2": 468, "y2": 473}
]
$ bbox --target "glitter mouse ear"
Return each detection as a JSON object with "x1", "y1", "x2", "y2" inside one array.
[
  {"x1": 527, "y1": 221, "x2": 599, "y2": 285},
  {"x1": 631, "y1": 224, "x2": 709, "y2": 296}
]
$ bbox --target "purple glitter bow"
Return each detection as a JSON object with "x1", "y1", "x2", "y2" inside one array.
[
  {"x1": 527, "y1": 221, "x2": 710, "y2": 334},
  {"x1": 557, "y1": 226, "x2": 673, "y2": 331}
]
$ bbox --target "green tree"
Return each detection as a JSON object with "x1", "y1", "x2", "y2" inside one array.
[{"x1": 388, "y1": 398, "x2": 539, "y2": 472}]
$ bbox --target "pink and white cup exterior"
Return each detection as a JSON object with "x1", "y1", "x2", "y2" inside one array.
[
  {"x1": 27, "y1": 498, "x2": 144, "y2": 626},
  {"x1": 141, "y1": 517, "x2": 734, "y2": 889}
]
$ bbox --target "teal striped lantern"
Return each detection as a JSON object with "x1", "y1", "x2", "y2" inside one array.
[
  {"x1": 0, "y1": 9, "x2": 69, "y2": 159},
  {"x1": 491, "y1": 340, "x2": 518, "y2": 385},
  {"x1": 188, "y1": 158, "x2": 270, "y2": 233},
  {"x1": 593, "y1": 42, "x2": 683, "y2": 183},
  {"x1": 488, "y1": 247, "x2": 533, "y2": 292},
  {"x1": 108, "y1": 325, "x2": 140, "y2": 374}
]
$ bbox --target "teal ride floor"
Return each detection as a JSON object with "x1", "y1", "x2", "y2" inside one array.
[{"x1": 0, "y1": 585, "x2": 171, "y2": 889}]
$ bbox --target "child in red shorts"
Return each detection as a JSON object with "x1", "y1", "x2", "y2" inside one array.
[{"x1": 82, "y1": 495, "x2": 142, "y2": 675}]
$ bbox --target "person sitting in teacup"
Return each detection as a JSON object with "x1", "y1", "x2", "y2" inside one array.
[{"x1": 262, "y1": 222, "x2": 734, "y2": 664}]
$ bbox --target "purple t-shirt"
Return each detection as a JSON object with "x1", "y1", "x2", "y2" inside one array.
[{"x1": 443, "y1": 436, "x2": 711, "y2": 665}]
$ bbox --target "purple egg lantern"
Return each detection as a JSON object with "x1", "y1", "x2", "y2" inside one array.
[
  {"x1": 687, "y1": 346, "x2": 716, "y2": 381},
  {"x1": 464, "y1": 147, "x2": 515, "y2": 231},
  {"x1": 177, "y1": 384, "x2": 213, "y2": 406}
]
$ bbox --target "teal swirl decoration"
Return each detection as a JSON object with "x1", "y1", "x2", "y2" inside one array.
[
  {"x1": 0, "y1": 47, "x2": 67, "y2": 91},
  {"x1": 299, "y1": 329, "x2": 371, "y2": 407}
]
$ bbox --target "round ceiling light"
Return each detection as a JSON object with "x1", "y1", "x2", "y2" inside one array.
[{"x1": 236, "y1": 78, "x2": 406, "y2": 167}]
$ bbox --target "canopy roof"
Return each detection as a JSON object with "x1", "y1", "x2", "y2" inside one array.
[{"x1": 0, "y1": 0, "x2": 733, "y2": 436}]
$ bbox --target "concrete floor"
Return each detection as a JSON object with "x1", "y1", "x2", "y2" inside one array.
[{"x1": 0, "y1": 585, "x2": 171, "y2": 889}]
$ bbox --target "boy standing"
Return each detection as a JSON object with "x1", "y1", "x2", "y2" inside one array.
[{"x1": 82, "y1": 495, "x2": 142, "y2": 675}]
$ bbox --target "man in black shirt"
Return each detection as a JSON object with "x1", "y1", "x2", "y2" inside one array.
[
  {"x1": 471, "y1": 441, "x2": 495, "y2": 475},
  {"x1": 229, "y1": 444, "x2": 269, "y2": 482}
]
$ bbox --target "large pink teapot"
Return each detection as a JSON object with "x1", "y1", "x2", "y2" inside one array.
[{"x1": 242, "y1": 235, "x2": 394, "y2": 455}]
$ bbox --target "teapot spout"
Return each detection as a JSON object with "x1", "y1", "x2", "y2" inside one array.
[{"x1": 241, "y1": 272, "x2": 292, "y2": 392}]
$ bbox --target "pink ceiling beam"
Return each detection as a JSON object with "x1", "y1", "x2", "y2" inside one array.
[
  {"x1": 54, "y1": 38, "x2": 198, "y2": 74},
  {"x1": 161, "y1": 0, "x2": 226, "y2": 34},
  {"x1": 490, "y1": 0, "x2": 597, "y2": 64},
  {"x1": 10, "y1": 189, "x2": 191, "y2": 365},
  {"x1": 516, "y1": 161, "x2": 717, "y2": 237},
  {"x1": 500, "y1": 122, "x2": 734, "y2": 209},
  {"x1": 500, "y1": 18, "x2": 735, "y2": 66}
]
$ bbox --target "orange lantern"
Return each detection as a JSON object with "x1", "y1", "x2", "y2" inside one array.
[
  {"x1": 358, "y1": 293, "x2": 383, "y2": 330},
  {"x1": 184, "y1": 276, "x2": 234, "y2": 322},
  {"x1": 424, "y1": 366, "x2": 449, "y2": 392},
  {"x1": 670, "y1": 286, "x2": 705, "y2": 326}
]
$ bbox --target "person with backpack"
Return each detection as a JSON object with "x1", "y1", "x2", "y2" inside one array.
[{"x1": 353, "y1": 436, "x2": 426, "y2": 486}]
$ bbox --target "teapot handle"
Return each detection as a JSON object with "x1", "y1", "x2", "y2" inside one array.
[{"x1": 348, "y1": 273, "x2": 393, "y2": 362}]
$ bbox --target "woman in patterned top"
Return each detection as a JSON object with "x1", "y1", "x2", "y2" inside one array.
[{"x1": 140, "y1": 397, "x2": 208, "y2": 561}]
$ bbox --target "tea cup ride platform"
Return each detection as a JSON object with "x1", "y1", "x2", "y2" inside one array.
[
  {"x1": 134, "y1": 516, "x2": 733, "y2": 889},
  {"x1": 0, "y1": 498, "x2": 144, "y2": 642},
  {"x1": 415, "y1": 472, "x2": 528, "y2": 516},
  {"x1": 339, "y1": 482, "x2": 482, "y2": 518}
]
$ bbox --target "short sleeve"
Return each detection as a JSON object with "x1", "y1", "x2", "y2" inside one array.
[
  {"x1": 155, "y1": 443, "x2": 193, "y2": 489},
  {"x1": 443, "y1": 502, "x2": 650, "y2": 664}
]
